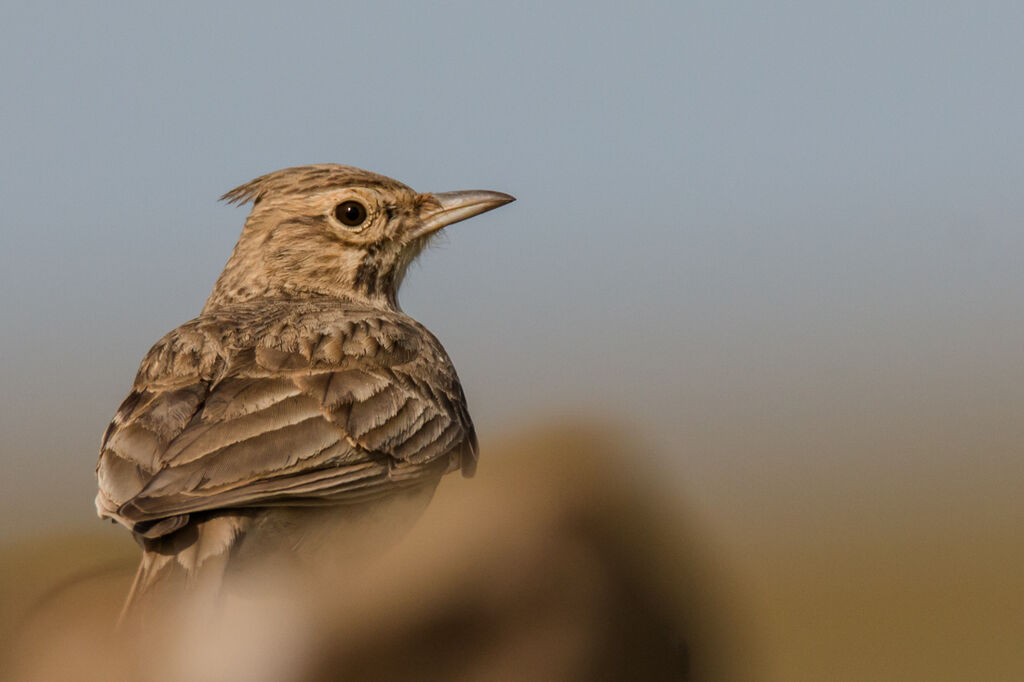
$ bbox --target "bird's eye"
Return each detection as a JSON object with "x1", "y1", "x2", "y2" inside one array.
[{"x1": 334, "y1": 201, "x2": 367, "y2": 227}]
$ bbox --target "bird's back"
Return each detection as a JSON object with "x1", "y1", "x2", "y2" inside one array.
[{"x1": 96, "y1": 295, "x2": 477, "y2": 616}]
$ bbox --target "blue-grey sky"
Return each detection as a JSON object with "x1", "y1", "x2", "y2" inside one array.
[{"x1": 1, "y1": 2, "x2": 1022, "y2": 551}]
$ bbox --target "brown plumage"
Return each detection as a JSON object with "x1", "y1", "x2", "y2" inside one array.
[{"x1": 95, "y1": 164, "x2": 514, "y2": 620}]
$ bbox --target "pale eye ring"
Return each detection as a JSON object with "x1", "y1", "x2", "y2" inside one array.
[{"x1": 334, "y1": 200, "x2": 367, "y2": 227}]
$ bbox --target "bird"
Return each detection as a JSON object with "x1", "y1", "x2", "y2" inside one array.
[{"x1": 94, "y1": 164, "x2": 514, "y2": 620}]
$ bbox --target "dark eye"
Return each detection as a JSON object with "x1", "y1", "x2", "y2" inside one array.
[{"x1": 334, "y1": 200, "x2": 367, "y2": 227}]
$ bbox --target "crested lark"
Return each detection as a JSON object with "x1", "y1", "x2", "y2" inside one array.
[{"x1": 95, "y1": 164, "x2": 513, "y2": 616}]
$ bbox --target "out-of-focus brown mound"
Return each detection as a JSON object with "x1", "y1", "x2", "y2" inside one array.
[
  {"x1": 295, "y1": 424, "x2": 747, "y2": 682},
  {"x1": 3, "y1": 424, "x2": 748, "y2": 681}
]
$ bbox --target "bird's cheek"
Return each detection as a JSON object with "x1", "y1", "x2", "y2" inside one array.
[{"x1": 333, "y1": 249, "x2": 366, "y2": 273}]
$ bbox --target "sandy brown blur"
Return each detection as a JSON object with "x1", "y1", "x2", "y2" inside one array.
[
  {"x1": 4, "y1": 420, "x2": 1023, "y2": 681},
  {"x1": 4, "y1": 425, "x2": 735, "y2": 681}
]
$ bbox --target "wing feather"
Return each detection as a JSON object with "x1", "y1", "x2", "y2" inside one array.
[{"x1": 163, "y1": 393, "x2": 322, "y2": 466}]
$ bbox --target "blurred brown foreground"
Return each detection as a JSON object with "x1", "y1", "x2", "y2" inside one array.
[{"x1": 1, "y1": 425, "x2": 748, "y2": 681}]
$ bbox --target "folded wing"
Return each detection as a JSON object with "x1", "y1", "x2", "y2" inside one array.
[{"x1": 96, "y1": 302, "x2": 477, "y2": 539}]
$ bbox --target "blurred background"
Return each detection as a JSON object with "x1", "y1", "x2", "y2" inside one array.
[{"x1": 1, "y1": 1, "x2": 1022, "y2": 679}]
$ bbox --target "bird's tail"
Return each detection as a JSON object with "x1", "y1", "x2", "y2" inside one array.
[
  {"x1": 118, "y1": 555, "x2": 155, "y2": 627},
  {"x1": 117, "y1": 514, "x2": 249, "y2": 627}
]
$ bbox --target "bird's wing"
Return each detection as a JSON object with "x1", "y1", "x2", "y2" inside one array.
[{"x1": 96, "y1": 305, "x2": 476, "y2": 538}]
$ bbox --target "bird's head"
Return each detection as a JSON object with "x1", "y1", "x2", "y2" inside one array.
[{"x1": 204, "y1": 164, "x2": 514, "y2": 311}]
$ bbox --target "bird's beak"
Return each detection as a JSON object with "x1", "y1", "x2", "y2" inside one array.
[{"x1": 414, "y1": 190, "x2": 515, "y2": 239}]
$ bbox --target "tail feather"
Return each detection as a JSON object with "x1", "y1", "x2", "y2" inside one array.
[{"x1": 117, "y1": 514, "x2": 249, "y2": 627}]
